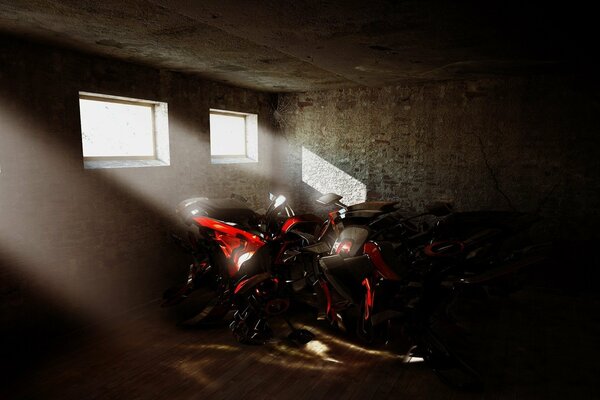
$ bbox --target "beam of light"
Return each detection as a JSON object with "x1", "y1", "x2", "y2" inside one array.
[
  {"x1": 301, "y1": 147, "x2": 367, "y2": 205},
  {"x1": 182, "y1": 344, "x2": 240, "y2": 352},
  {"x1": 258, "y1": 357, "x2": 342, "y2": 372},
  {"x1": 175, "y1": 359, "x2": 219, "y2": 389},
  {"x1": 305, "y1": 326, "x2": 403, "y2": 359},
  {"x1": 269, "y1": 342, "x2": 330, "y2": 362},
  {"x1": 99, "y1": 112, "x2": 283, "y2": 214},
  {"x1": 0, "y1": 91, "x2": 287, "y2": 327},
  {"x1": 304, "y1": 339, "x2": 342, "y2": 364},
  {"x1": 262, "y1": 345, "x2": 344, "y2": 372},
  {"x1": 0, "y1": 95, "x2": 184, "y2": 323}
]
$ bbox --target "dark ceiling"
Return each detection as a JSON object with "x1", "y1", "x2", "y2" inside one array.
[{"x1": 0, "y1": 0, "x2": 593, "y2": 92}]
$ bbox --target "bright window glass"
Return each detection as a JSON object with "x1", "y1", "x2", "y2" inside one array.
[
  {"x1": 80, "y1": 98, "x2": 155, "y2": 158},
  {"x1": 209, "y1": 109, "x2": 258, "y2": 164},
  {"x1": 209, "y1": 112, "x2": 246, "y2": 156},
  {"x1": 78, "y1": 92, "x2": 169, "y2": 169}
]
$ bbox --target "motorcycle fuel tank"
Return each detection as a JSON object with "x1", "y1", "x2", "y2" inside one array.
[{"x1": 176, "y1": 197, "x2": 259, "y2": 227}]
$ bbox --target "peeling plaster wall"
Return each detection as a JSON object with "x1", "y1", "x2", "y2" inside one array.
[
  {"x1": 0, "y1": 36, "x2": 277, "y2": 353},
  {"x1": 280, "y1": 76, "x2": 600, "y2": 240}
]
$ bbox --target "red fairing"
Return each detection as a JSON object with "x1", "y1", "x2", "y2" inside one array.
[
  {"x1": 234, "y1": 276, "x2": 254, "y2": 295},
  {"x1": 193, "y1": 216, "x2": 266, "y2": 276},
  {"x1": 363, "y1": 242, "x2": 401, "y2": 281},
  {"x1": 193, "y1": 217, "x2": 265, "y2": 245},
  {"x1": 280, "y1": 214, "x2": 322, "y2": 235},
  {"x1": 214, "y1": 232, "x2": 242, "y2": 258},
  {"x1": 234, "y1": 273, "x2": 274, "y2": 295},
  {"x1": 328, "y1": 211, "x2": 338, "y2": 224},
  {"x1": 319, "y1": 279, "x2": 333, "y2": 317},
  {"x1": 362, "y1": 277, "x2": 374, "y2": 320}
]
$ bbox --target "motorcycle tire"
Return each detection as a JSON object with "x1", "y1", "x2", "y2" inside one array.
[{"x1": 230, "y1": 302, "x2": 273, "y2": 345}]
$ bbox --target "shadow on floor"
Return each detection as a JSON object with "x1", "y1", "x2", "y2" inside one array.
[{"x1": 3, "y1": 276, "x2": 599, "y2": 399}]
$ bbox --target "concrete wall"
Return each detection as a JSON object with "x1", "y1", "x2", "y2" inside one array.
[
  {"x1": 279, "y1": 76, "x2": 599, "y2": 240},
  {"x1": 2, "y1": 32, "x2": 599, "y2": 371},
  {"x1": 0, "y1": 36, "x2": 278, "y2": 346}
]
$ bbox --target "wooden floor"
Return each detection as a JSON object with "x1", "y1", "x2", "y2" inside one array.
[{"x1": 4, "y1": 286, "x2": 599, "y2": 400}]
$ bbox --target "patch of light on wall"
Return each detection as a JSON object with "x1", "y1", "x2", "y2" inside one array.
[
  {"x1": 301, "y1": 147, "x2": 367, "y2": 205},
  {"x1": 80, "y1": 98, "x2": 155, "y2": 157}
]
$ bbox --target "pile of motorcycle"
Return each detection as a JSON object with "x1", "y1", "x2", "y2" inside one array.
[{"x1": 161, "y1": 192, "x2": 548, "y2": 390}]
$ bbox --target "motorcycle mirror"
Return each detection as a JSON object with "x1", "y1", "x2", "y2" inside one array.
[
  {"x1": 274, "y1": 194, "x2": 286, "y2": 208},
  {"x1": 316, "y1": 193, "x2": 344, "y2": 206},
  {"x1": 266, "y1": 194, "x2": 288, "y2": 219}
]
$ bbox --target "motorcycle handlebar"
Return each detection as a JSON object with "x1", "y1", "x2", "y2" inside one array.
[{"x1": 264, "y1": 194, "x2": 296, "y2": 236}]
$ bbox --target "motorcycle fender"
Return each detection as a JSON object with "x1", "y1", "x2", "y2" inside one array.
[
  {"x1": 280, "y1": 214, "x2": 323, "y2": 236},
  {"x1": 363, "y1": 242, "x2": 402, "y2": 280},
  {"x1": 234, "y1": 272, "x2": 273, "y2": 296}
]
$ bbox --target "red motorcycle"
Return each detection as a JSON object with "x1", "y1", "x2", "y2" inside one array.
[{"x1": 163, "y1": 193, "x2": 322, "y2": 344}]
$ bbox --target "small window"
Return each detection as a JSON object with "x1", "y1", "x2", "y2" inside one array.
[
  {"x1": 79, "y1": 92, "x2": 170, "y2": 169},
  {"x1": 209, "y1": 109, "x2": 258, "y2": 164}
]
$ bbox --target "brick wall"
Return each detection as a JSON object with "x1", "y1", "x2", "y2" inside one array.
[{"x1": 278, "y1": 76, "x2": 599, "y2": 241}]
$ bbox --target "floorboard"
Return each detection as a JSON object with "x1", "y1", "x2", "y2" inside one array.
[{"x1": 3, "y1": 286, "x2": 599, "y2": 399}]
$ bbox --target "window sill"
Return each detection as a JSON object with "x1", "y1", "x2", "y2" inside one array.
[
  {"x1": 84, "y1": 159, "x2": 170, "y2": 169},
  {"x1": 211, "y1": 157, "x2": 258, "y2": 165}
]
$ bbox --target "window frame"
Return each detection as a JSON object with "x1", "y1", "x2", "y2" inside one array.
[
  {"x1": 209, "y1": 108, "x2": 258, "y2": 164},
  {"x1": 78, "y1": 91, "x2": 170, "y2": 169}
]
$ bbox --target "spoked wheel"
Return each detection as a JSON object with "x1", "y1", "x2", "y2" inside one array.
[
  {"x1": 229, "y1": 278, "x2": 287, "y2": 345},
  {"x1": 230, "y1": 302, "x2": 274, "y2": 345}
]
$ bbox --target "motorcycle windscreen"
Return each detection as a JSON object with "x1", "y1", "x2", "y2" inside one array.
[
  {"x1": 331, "y1": 226, "x2": 370, "y2": 256},
  {"x1": 316, "y1": 193, "x2": 343, "y2": 206}
]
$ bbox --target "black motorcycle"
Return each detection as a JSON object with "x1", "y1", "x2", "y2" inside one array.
[{"x1": 310, "y1": 193, "x2": 547, "y2": 388}]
